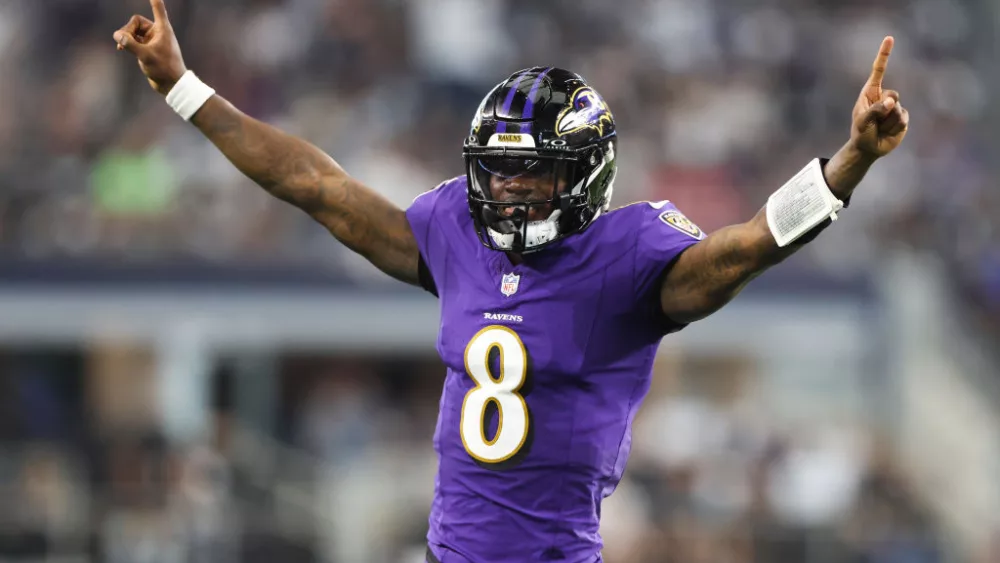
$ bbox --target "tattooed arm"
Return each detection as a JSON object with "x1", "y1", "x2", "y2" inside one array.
[
  {"x1": 660, "y1": 36, "x2": 909, "y2": 324},
  {"x1": 189, "y1": 98, "x2": 420, "y2": 284},
  {"x1": 113, "y1": 0, "x2": 420, "y2": 285},
  {"x1": 659, "y1": 143, "x2": 877, "y2": 324}
]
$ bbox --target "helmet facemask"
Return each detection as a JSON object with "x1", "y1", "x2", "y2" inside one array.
[{"x1": 465, "y1": 144, "x2": 613, "y2": 254}]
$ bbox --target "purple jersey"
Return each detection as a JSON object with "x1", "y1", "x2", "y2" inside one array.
[{"x1": 406, "y1": 177, "x2": 704, "y2": 563}]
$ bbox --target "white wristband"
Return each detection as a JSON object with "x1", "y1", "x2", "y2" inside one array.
[
  {"x1": 165, "y1": 70, "x2": 216, "y2": 121},
  {"x1": 766, "y1": 158, "x2": 844, "y2": 247}
]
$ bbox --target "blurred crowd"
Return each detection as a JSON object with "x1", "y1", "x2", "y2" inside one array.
[
  {"x1": 0, "y1": 0, "x2": 995, "y2": 302},
  {"x1": 0, "y1": 1, "x2": 997, "y2": 561},
  {"x1": 0, "y1": 346, "x2": 968, "y2": 563},
  {"x1": 615, "y1": 358, "x2": 947, "y2": 563}
]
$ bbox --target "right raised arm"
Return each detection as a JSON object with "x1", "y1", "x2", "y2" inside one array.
[
  {"x1": 113, "y1": 0, "x2": 421, "y2": 285},
  {"x1": 188, "y1": 96, "x2": 421, "y2": 285}
]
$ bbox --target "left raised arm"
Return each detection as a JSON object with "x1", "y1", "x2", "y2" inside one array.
[{"x1": 659, "y1": 37, "x2": 908, "y2": 324}]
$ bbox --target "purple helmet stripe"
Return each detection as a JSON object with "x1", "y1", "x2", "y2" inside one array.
[
  {"x1": 517, "y1": 67, "x2": 551, "y2": 134},
  {"x1": 521, "y1": 67, "x2": 552, "y2": 120},
  {"x1": 496, "y1": 71, "x2": 530, "y2": 133}
]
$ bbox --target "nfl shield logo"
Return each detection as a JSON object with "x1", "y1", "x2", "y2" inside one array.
[{"x1": 500, "y1": 273, "x2": 520, "y2": 296}]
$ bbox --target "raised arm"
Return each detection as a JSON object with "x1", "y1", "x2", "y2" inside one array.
[
  {"x1": 113, "y1": 0, "x2": 420, "y2": 285},
  {"x1": 660, "y1": 37, "x2": 909, "y2": 324}
]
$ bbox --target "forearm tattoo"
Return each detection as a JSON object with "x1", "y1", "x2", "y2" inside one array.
[
  {"x1": 661, "y1": 145, "x2": 876, "y2": 322},
  {"x1": 190, "y1": 96, "x2": 421, "y2": 285}
]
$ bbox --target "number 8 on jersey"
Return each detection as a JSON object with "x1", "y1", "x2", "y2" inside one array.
[{"x1": 460, "y1": 326, "x2": 531, "y2": 464}]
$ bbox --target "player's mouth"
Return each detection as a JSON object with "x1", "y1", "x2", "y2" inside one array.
[{"x1": 497, "y1": 202, "x2": 553, "y2": 221}]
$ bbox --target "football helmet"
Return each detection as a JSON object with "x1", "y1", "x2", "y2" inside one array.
[{"x1": 464, "y1": 67, "x2": 618, "y2": 253}]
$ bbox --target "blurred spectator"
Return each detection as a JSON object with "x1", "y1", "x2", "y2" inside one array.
[{"x1": 0, "y1": 0, "x2": 990, "y2": 307}]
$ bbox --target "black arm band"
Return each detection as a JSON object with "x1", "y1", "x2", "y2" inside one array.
[{"x1": 418, "y1": 253, "x2": 438, "y2": 297}]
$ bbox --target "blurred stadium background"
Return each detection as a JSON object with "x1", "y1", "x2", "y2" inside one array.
[{"x1": 0, "y1": 0, "x2": 998, "y2": 561}]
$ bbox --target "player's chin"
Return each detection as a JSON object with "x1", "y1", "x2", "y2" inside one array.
[{"x1": 528, "y1": 208, "x2": 555, "y2": 222}]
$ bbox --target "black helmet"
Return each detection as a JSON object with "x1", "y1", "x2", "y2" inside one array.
[{"x1": 464, "y1": 67, "x2": 619, "y2": 254}]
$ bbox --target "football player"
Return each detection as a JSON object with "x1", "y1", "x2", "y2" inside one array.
[{"x1": 114, "y1": 1, "x2": 909, "y2": 561}]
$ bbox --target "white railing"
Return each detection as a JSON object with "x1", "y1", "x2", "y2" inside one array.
[{"x1": 881, "y1": 249, "x2": 1000, "y2": 558}]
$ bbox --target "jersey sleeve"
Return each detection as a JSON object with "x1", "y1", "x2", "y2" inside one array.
[
  {"x1": 631, "y1": 201, "x2": 706, "y2": 333},
  {"x1": 405, "y1": 178, "x2": 457, "y2": 297}
]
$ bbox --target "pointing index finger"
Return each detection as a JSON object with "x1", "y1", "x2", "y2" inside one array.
[
  {"x1": 150, "y1": 0, "x2": 170, "y2": 23},
  {"x1": 867, "y1": 36, "x2": 894, "y2": 90}
]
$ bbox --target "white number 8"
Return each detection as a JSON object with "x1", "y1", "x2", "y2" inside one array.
[{"x1": 460, "y1": 326, "x2": 530, "y2": 464}]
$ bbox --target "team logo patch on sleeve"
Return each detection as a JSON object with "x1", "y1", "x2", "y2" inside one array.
[{"x1": 659, "y1": 210, "x2": 705, "y2": 240}]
